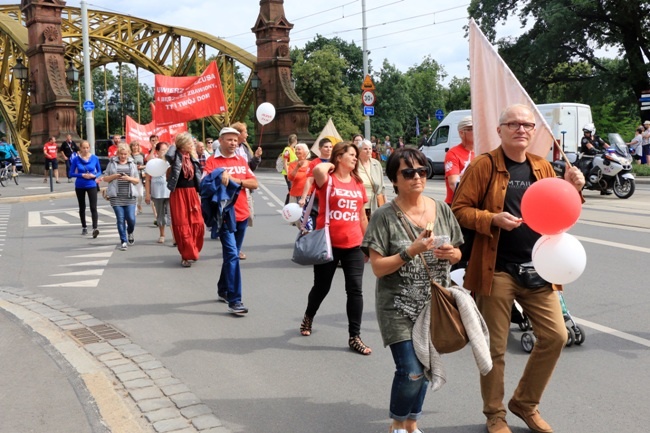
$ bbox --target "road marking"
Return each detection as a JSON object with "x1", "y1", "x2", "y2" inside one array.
[
  {"x1": 61, "y1": 259, "x2": 109, "y2": 267},
  {"x1": 66, "y1": 252, "x2": 114, "y2": 258},
  {"x1": 51, "y1": 269, "x2": 105, "y2": 277},
  {"x1": 574, "y1": 235, "x2": 650, "y2": 254},
  {"x1": 578, "y1": 220, "x2": 650, "y2": 233},
  {"x1": 258, "y1": 181, "x2": 285, "y2": 207},
  {"x1": 574, "y1": 317, "x2": 650, "y2": 348},
  {"x1": 40, "y1": 279, "x2": 100, "y2": 287}
]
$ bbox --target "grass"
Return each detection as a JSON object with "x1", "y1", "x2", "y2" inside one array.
[{"x1": 632, "y1": 164, "x2": 650, "y2": 176}]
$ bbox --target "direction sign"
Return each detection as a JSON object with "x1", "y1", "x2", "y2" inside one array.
[
  {"x1": 361, "y1": 74, "x2": 376, "y2": 91},
  {"x1": 83, "y1": 100, "x2": 95, "y2": 112},
  {"x1": 362, "y1": 90, "x2": 375, "y2": 106},
  {"x1": 363, "y1": 106, "x2": 375, "y2": 116},
  {"x1": 435, "y1": 109, "x2": 444, "y2": 121}
]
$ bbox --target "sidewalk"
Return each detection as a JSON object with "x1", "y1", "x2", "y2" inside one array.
[{"x1": 0, "y1": 173, "x2": 77, "y2": 203}]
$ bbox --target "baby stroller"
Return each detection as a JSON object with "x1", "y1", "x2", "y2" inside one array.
[{"x1": 511, "y1": 291, "x2": 585, "y2": 353}]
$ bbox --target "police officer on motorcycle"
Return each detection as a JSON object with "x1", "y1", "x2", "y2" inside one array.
[{"x1": 580, "y1": 123, "x2": 612, "y2": 195}]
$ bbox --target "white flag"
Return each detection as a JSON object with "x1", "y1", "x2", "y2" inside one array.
[{"x1": 469, "y1": 19, "x2": 556, "y2": 157}]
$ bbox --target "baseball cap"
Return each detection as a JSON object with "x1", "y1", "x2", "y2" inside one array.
[
  {"x1": 219, "y1": 127, "x2": 240, "y2": 137},
  {"x1": 644, "y1": 120, "x2": 650, "y2": 126},
  {"x1": 457, "y1": 116, "x2": 473, "y2": 131}
]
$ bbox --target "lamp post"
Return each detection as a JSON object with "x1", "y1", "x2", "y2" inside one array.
[
  {"x1": 66, "y1": 61, "x2": 80, "y2": 137},
  {"x1": 11, "y1": 58, "x2": 29, "y2": 89}
]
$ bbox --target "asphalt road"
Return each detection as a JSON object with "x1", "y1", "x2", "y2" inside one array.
[{"x1": 3, "y1": 170, "x2": 650, "y2": 433}]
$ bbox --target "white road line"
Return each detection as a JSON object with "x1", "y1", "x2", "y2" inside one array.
[
  {"x1": 28, "y1": 211, "x2": 41, "y2": 227},
  {"x1": 578, "y1": 220, "x2": 650, "y2": 233},
  {"x1": 39, "y1": 279, "x2": 100, "y2": 288},
  {"x1": 66, "y1": 252, "x2": 114, "y2": 258},
  {"x1": 258, "y1": 181, "x2": 286, "y2": 207},
  {"x1": 61, "y1": 259, "x2": 109, "y2": 267},
  {"x1": 43, "y1": 215, "x2": 69, "y2": 225},
  {"x1": 574, "y1": 317, "x2": 650, "y2": 348},
  {"x1": 574, "y1": 235, "x2": 650, "y2": 254},
  {"x1": 98, "y1": 208, "x2": 116, "y2": 217},
  {"x1": 51, "y1": 269, "x2": 105, "y2": 277}
]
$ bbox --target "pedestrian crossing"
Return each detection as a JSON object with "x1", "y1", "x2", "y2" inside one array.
[
  {"x1": 39, "y1": 245, "x2": 115, "y2": 288},
  {"x1": 0, "y1": 204, "x2": 8, "y2": 257},
  {"x1": 28, "y1": 205, "x2": 117, "y2": 228}
]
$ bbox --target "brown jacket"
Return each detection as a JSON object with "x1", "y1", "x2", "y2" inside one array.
[{"x1": 451, "y1": 147, "x2": 562, "y2": 296}]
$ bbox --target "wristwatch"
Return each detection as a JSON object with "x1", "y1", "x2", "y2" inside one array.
[{"x1": 399, "y1": 248, "x2": 413, "y2": 263}]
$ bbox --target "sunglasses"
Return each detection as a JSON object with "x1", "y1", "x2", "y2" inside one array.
[{"x1": 400, "y1": 167, "x2": 428, "y2": 179}]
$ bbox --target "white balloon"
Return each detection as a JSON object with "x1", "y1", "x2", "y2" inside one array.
[
  {"x1": 145, "y1": 158, "x2": 169, "y2": 177},
  {"x1": 256, "y1": 102, "x2": 276, "y2": 125},
  {"x1": 281, "y1": 203, "x2": 302, "y2": 223},
  {"x1": 450, "y1": 268, "x2": 466, "y2": 287},
  {"x1": 532, "y1": 233, "x2": 587, "y2": 285}
]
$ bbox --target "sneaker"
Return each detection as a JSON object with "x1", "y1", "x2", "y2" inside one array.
[
  {"x1": 92, "y1": 228, "x2": 99, "y2": 238},
  {"x1": 217, "y1": 293, "x2": 228, "y2": 303},
  {"x1": 81, "y1": 228, "x2": 88, "y2": 235},
  {"x1": 120, "y1": 242, "x2": 128, "y2": 251},
  {"x1": 67, "y1": 178, "x2": 72, "y2": 183},
  {"x1": 227, "y1": 302, "x2": 248, "y2": 314},
  {"x1": 11, "y1": 173, "x2": 18, "y2": 177},
  {"x1": 127, "y1": 233, "x2": 134, "y2": 245}
]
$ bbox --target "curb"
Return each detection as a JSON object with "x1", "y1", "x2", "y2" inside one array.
[
  {"x1": 0, "y1": 191, "x2": 76, "y2": 203},
  {"x1": 0, "y1": 288, "x2": 230, "y2": 433}
]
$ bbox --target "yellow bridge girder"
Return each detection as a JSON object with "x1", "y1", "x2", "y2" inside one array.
[{"x1": 0, "y1": 4, "x2": 257, "y2": 171}]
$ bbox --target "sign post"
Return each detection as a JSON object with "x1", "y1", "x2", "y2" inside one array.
[{"x1": 361, "y1": 74, "x2": 376, "y2": 121}]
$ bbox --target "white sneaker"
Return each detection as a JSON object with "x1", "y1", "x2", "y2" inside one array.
[{"x1": 120, "y1": 242, "x2": 128, "y2": 251}]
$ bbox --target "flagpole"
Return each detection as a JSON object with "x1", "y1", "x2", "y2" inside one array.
[{"x1": 362, "y1": 0, "x2": 370, "y2": 139}]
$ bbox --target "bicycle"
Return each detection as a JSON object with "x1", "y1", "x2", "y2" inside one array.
[{"x1": 0, "y1": 160, "x2": 19, "y2": 186}]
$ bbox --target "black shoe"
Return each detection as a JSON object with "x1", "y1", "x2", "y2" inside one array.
[
  {"x1": 228, "y1": 302, "x2": 249, "y2": 314},
  {"x1": 127, "y1": 233, "x2": 134, "y2": 245},
  {"x1": 92, "y1": 228, "x2": 99, "y2": 238},
  {"x1": 600, "y1": 189, "x2": 612, "y2": 195},
  {"x1": 217, "y1": 293, "x2": 228, "y2": 303},
  {"x1": 81, "y1": 228, "x2": 88, "y2": 235}
]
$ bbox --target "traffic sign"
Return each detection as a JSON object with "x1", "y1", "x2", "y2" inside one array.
[
  {"x1": 435, "y1": 109, "x2": 444, "y2": 121},
  {"x1": 361, "y1": 74, "x2": 375, "y2": 91},
  {"x1": 362, "y1": 90, "x2": 375, "y2": 106},
  {"x1": 363, "y1": 106, "x2": 375, "y2": 116},
  {"x1": 83, "y1": 100, "x2": 95, "y2": 112}
]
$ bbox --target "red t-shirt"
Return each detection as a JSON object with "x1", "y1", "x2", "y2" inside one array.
[
  {"x1": 444, "y1": 144, "x2": 474, "y2": 204},
  {"x1": 287, "y1": 161, "x2": 309, "y2": 197},
  {"x1": 43, "y1": 142, "x2": 58, "y2": 159},
  {"x1": 203, "y1": 154, "x2": 255, "y2": 222},
  {"x1": 108, "y1": 144, "x2": 118, "y2": 158},
  {"x1": 315, "y1": 175, "x2": 367, "y2": 249}
]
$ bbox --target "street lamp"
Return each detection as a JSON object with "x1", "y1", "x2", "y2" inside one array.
[
  {"x1": 250, "y1": 72, "x2": 261, "y2": 90},
  {"x1": 66, "y1": 61, "x2": 79, "y2": 83},
  {"x1": 11, "y1": 58, "x2": 28, "y2": 88}
]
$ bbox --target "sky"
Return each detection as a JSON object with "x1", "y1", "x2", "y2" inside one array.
[{"x1": 51, "y1": 0, "x2": 530, "y2": 85}]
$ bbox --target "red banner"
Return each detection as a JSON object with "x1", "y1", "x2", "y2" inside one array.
[
  {"x1": 153, "y1": 61, "x2": 227, "y2": 126},
  {"x1": 125, "y1": 112, "x2": 187, "y2": 153}
]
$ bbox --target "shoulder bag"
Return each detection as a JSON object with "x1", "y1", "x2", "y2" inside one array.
[
  {"x1": 361, "y1": 161, "x2": 385, "y2": 208},
  {"x1": 292, "y1": 177, "x2": 333, "y2": 266},
  {"x1": 392, "y1": 201, "x2": 468, "y2": 354}
]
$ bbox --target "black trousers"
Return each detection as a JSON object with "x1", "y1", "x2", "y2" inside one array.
[{"x1": 75, "y1": 187, "x2": 98, "y2": 229}]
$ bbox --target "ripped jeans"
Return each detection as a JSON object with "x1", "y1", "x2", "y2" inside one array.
[{"x1": 389, "y1": 340, "x2": 429, "y2": 421}]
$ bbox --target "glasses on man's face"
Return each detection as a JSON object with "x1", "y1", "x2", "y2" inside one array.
[
  {"x1": 400, "y1": 167, "x2": 428, "y2": 179},
  {"x1": 500, "y1": 122, "x2": 535, "y2": 132}
]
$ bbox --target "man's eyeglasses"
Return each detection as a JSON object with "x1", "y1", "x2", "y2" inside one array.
[
  {"x1": 206, "y1": 140, "x2": 213, "y2": 143},
  {"x1": 400, "y1": 167, "x2": 428, "y2": 179},
  {"x1": 500, "y1": 122, "x2": 535, "y2": 132}
]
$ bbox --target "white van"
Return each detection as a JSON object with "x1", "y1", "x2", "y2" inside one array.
[{"x1": 419, "y1": 103, "x2": 592, "y2": 177}]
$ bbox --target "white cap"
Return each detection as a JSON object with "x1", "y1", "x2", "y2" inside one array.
[
  {"x1": 457, "y1": 116, "x2": 473, "y2": 131},
  {"x1": 219, "y1": 127, "x2": 240, "y2": 137}
]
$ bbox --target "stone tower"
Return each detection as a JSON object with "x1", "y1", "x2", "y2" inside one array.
[
  {"x1": 252, "y1": 0, "x2": 311, "y2": 159},
  {"x1": 21, "y1": 0, "x2": 79, "y2": 173}
]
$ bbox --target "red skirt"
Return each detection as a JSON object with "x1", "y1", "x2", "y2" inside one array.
[{"x1": 169, "y1": 187, "x2": 205, "y2": 261}]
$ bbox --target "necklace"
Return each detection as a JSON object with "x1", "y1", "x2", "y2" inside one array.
[{"x1": 399, "y1": 197, "x2": 427, "y2": 228}]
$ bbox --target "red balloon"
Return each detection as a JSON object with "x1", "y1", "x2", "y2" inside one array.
[{"x1": 521, "y1": 177, "x2": 581, "y2": 235}]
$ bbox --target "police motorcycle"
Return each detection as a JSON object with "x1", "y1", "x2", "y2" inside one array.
[{"x1": 553, "y1": 132, "x2": 635, "y2": 199}]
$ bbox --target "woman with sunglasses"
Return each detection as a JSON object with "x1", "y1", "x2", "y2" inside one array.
[
  {"x1": 361, "y1": 147, "x2": 463, "y2": 433},
  {"x1": 299, "y1": 141, "x2": 372, "y2": 356}
]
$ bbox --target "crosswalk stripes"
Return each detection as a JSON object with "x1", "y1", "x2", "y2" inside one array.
[
  {"x1": 0, "y1": 204, "x2": 9, "y2": 257},
  {"x1": 40, "y1": 245, "x2": 114, "y2": 288},
  {"x1": 28, "y1": 205, "x2": 116, "y2": 227}
]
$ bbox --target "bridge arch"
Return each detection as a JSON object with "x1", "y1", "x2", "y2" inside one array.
[{"x1": 0, "y1": 4, "x2": 257, "y2": 171}]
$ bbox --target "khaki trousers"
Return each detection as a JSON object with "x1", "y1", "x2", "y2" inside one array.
[{"x1": 476, "y1": 271, "x2": 567, "y2": 419}]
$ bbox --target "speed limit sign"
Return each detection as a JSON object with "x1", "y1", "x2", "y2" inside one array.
[{"x1": 362, "y1": 90, "x2": 375, "y2": 106}]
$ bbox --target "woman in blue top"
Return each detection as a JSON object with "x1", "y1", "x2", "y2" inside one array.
[{"x1": 69, "y1": 140, "x2": 102, "y2": 237}]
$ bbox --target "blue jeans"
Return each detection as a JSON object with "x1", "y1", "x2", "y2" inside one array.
[
  {"x1": 112, "y1": 204, "x2": 136, "y2": 243},
  {"x1": 217, "y1": 219, "x2": 248, "y2": 305},
  {"x1": 389, "y1": 340, "x2": 429, "y2": 421}
]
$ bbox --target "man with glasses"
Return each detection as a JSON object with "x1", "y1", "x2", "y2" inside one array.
[
  {"x1": 444, "y1": 116, "x2": 474, "y2": 205},
  {"x1": 452, "y1": 104, "x2": 584, "y2": 433}
]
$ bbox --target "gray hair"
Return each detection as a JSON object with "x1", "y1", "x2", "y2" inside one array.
[
  {"x1": 295, "y1": 143, "x2": 309, "y2": 154},
  {"x1": 360, "y1": 139, "x2": 373, "y2": 149}
]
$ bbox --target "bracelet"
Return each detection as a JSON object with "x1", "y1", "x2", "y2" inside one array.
[{"x1": 399, "y1": 248, "x2": 414, "y2": 263}]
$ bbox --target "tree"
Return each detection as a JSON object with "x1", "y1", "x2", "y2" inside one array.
[
  {"x1": 404, "y1": 56, "x2": 447, "y2": 140},
  {"x1": 468, "y1": 0, "x2": 650, "y2": 120},
  {"x1": 373, "y1": 60, "x2": 414, "y2": 142}
]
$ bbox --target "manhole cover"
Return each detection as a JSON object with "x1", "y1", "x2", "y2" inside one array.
[{"x1": 69, "y1": 324, "x2": 127, "y2": 345}]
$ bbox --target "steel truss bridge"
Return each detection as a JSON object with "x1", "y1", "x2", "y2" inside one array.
[{"x1": 0, "y1": 5, "x2": 256, "y2": 171}]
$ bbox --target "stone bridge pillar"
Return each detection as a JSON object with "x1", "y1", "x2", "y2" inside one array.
[
  {"x1": 21, "y1": 0, "x2": 79, "y2": 174},
  {"x1": 252, "y1": 0, "x2": 311, "y2": 163}
]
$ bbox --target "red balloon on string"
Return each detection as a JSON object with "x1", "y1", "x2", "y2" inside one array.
[{"x1": 521, "y1": 177, "x2": 581, "y2": 235}]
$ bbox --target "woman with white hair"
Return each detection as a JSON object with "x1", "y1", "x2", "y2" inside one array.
[
  {"x1": 287, "y1": 143, "x2": 310, "y2": 204},
  {"x1": 358, "y1": 139, "x2": 385, "y2": 219}
]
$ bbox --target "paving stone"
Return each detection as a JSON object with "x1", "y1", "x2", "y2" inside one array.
[
  {"x1": 60, "y1": 323, "x2": 85, "y2": 330},
  {"x1": 84, "y1": 342, "x2": 115, "y2": 356},
  {"x1": 137, "y1": 397, "x2": 174, "y2": 412},
  {"x1": 148, "y1": 368, "x2": 173, "y2": 380},
  {"x1": 52, "y1": 320, "x2": 77, "y2": 327},
  {"x1": 201, "y1": 427, "x2": 230, "y2": 433},
  {"x1": 119, "y1": 344, "x2": 149, "y2": 358},
  {"x1": 154, "y1": 377, "x2": 182, "y2": 388},
  {"x1": 169, "y1": 392, "x2": 201, "y2": 409},
  {"x1": 160, "y1": 383, "x2": 191, "y2": 397},
  {"x1": 74, "y1": 314, "x2": 93, "y2": 320},
  {"x1": 168, "y1": 428, "x2": 198, "y2": 433},
  {"x1": 123, "y1": 378, "x2": 155, "y2": 390},
  {"x1": 132, "y1": 353, "x2": 156, "y2": 364},
  {"x1": 180, "y1": 404, "x2": 212, "y2": 419},
  {"x1": 191, "y1": 415, "x2": 222, "y2": 430},
  {"x1": 144, "y1": 407, "x2": 181, "y2": 423},
  {"x1": 129, "y1": 386, "x2": 164, "y2": 402},
  {"x1": 139, "y1": 360, "x2": 164, "y2": 371},
  {"x1": 67, "y1": 310, "x2": 88, "y2": 317},
  {"x1": 48, "y1": 315, "x2": 70, "y2": 322},
  {"x1": 103, "y1": 357, "x2": 132, "y2": 368},
  {"x1": 108, "y1": 338, "x2": 132, "y2": 347},
  {"x1": 97, "y1": 352, "x2": 124, "y2": 362},
  {"x1": 79, "y1": 318, "x2": 104, "y2": 327},
  {"x1": 116, "y1": 370, "x2": 148, "y2": 382},
  {"x1": 111, "y1": 362, "x2": 140, "y2": 374},
  {"x1": 152, "y1": 418, "x2": 190, "y2": 433}
]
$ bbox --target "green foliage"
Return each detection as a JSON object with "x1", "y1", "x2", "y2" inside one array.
[{"x1": 633, "y1": 163, "x2": 650, "y2": 177}]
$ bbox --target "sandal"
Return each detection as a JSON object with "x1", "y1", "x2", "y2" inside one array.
[
  {"x1": 348, "y1": 335, "x2": 372, "y2": 355},
  {"x1": 157, "y1": 236, "x2": 165, "y2": 244},
  {"x1": 181, "y1": 260, "x2": 191, "y2": 268},
  {"x1": 239, "y1": 251, "x2": 247, "y2": 260},
  {"x1": 300, "y1": 314, "x2": 313, "y2": 336}
]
